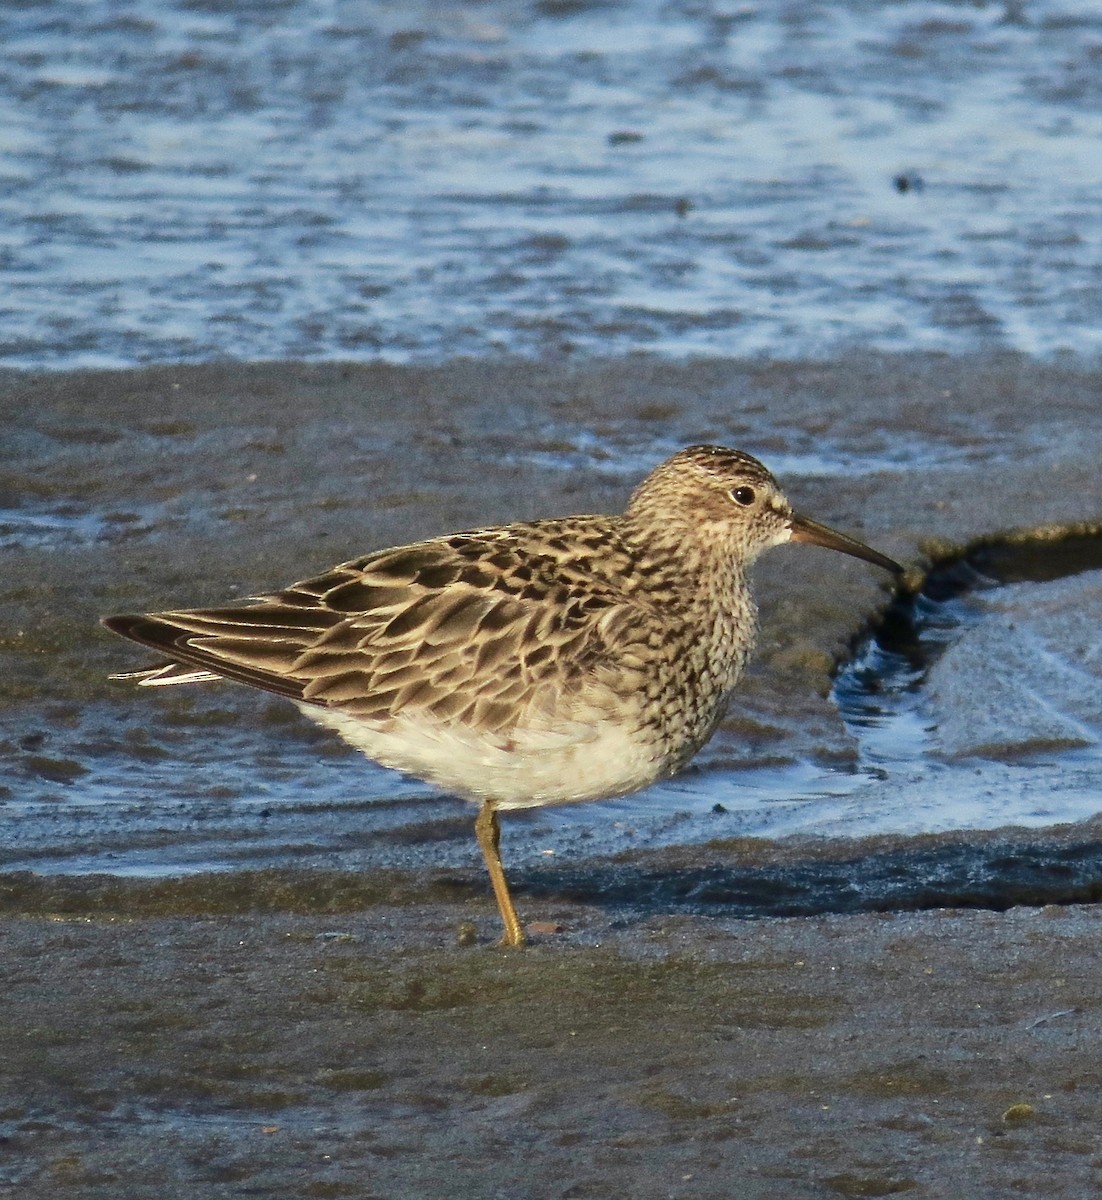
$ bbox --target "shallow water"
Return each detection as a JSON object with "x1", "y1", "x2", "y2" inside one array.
[{"x1": 4, "y1": 0, "x2": 1102, "y2": 367}]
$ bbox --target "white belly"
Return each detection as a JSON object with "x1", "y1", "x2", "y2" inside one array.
[{"x1": 297, "y1": 702, "x2": 663, "y2": 809}]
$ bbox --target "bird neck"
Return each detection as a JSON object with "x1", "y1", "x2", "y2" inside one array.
[{"x1": 618, "y1": 506, "x2": 751, "y2": 619}]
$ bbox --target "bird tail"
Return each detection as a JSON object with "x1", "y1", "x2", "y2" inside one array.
[{"x1": 109, "y1": 662, "x2": 223, "y2": 687}]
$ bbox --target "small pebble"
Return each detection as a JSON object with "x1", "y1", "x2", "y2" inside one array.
[
  {"x1": 1002, "y1": 1103, "x2": 1035, "y2": 1122},
  {"x1": 526, "y1": 921, "x2": 565, "y2": 936}
]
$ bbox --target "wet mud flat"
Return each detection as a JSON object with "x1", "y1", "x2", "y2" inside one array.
[
  {"x1": 4, "y1": 350, "x2": 1102, "y2": 1194},
  {"x1": 2, "y1": 870, "x2": 1102, "y2": 1200}
]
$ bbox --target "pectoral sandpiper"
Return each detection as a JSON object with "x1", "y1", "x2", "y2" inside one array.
[{"x1": 103, "y1": 445, "x2": 901, "y2": 945}]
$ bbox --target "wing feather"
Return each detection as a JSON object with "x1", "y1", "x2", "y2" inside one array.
[{"x1": 103, "y1": 524, "x2": 641, "y2": 737}]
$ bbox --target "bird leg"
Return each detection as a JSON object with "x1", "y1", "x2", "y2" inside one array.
[{"x1": 474, "y1": 803, "x2": 526, "y2": 948}]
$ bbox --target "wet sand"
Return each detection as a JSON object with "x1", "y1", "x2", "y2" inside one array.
[
  {"x1": 3, "y1": 353, "x2": 1102, "y2": 1194},
  {"x1": 3, "y1": 880, "x2": 1102, "y2": 1199}
]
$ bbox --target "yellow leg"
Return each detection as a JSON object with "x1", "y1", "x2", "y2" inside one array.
[{"x1": 474, "y1": 803, "x2": 526, "y2": 948}]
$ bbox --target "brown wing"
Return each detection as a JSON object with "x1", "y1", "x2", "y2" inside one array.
[{"x1": 103, "y1": 528, "x2": 633, "y2": 735}]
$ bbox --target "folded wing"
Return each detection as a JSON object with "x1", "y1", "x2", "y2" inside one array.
[{"x1": 103, "y1": 531, "x2": 632, "y2": 738}]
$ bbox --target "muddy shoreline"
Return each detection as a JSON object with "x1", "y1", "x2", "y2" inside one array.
[
  {"x1": 3, "y1": 891, "x2": 1101, "y2": 1198},
  {"x1": 3, "y1": 352, "x2": 1102, "y2": 1194}
]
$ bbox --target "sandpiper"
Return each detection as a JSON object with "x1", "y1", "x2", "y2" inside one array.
[{"x1": 103, "y1": 445, "x2": 901, "y2": 946}]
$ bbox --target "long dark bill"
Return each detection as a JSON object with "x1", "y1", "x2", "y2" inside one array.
[{"x1": 789, "y1": 513, "x2": 903, "y2": 574}]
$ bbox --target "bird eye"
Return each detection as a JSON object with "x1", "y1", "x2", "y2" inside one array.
[{"x1": 731, "y1": 486, "x2": 756, "y2": 506}]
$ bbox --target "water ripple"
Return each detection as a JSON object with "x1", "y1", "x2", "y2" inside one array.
[{"x1": 3, "y1": 0, "x2": 1102, "y2": 367}]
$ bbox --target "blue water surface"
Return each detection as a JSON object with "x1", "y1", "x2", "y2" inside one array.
[{"x1": 2, "y1": 0, "x2": 1101, "y2": 367}]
